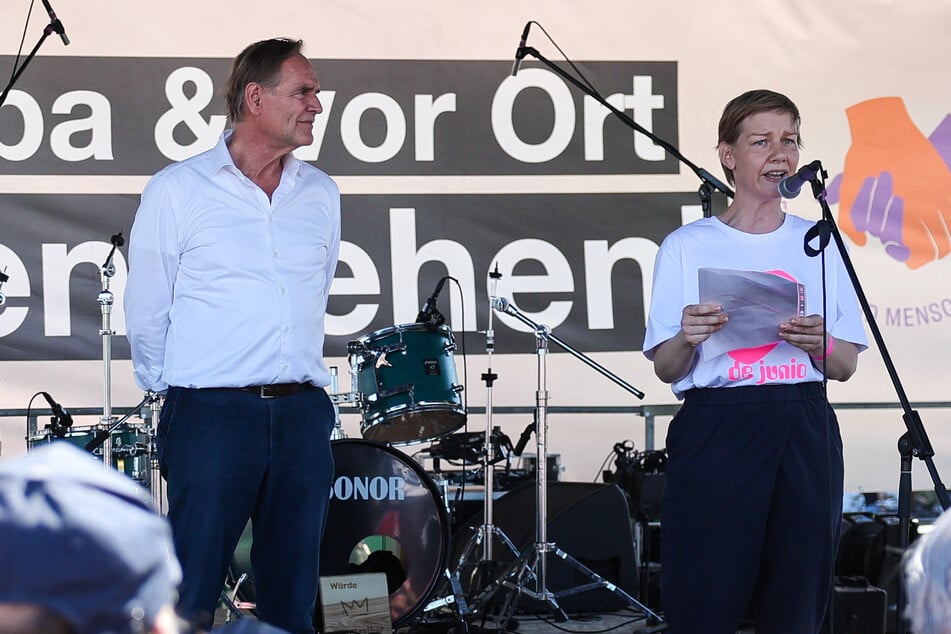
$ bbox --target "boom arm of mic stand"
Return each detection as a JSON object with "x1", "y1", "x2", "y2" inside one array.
[
  {"x1": 516, "y1": 45, "x2": 734, "y2": 201},
  {"x1": 496, "y1": 299, "x2": 645, "y2": 399},
  {"x1": 0, "y1": 22, "x2": 54, "y2": 106},
  {"x1": 811, "y1": 186, "x2": 950, "y2": 511}
]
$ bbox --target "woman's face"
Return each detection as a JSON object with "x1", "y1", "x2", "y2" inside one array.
[{"x1": 720, "y1": 109, "x2": 800, "y2": 201}]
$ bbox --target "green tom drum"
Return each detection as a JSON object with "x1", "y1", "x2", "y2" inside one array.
[{"x1": 351, "y1": 323, "x2": 466, "y2": 444}]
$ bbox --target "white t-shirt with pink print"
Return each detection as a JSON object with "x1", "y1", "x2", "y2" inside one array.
[{"x1": 643, "y1": 213, "x2": 868, "y2": 399}]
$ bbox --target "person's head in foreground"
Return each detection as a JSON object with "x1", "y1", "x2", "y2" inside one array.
[
  {"x1": 904, "y1": 508, "x2": 951, "y2": 634},
  {"x1": 0, "y1": 442, "x2": 182, "y2": 634}
]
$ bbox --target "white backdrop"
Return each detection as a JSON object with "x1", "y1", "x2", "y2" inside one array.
[{"x1": 1, "y1": 0, "x2": 949, "y2": 493}]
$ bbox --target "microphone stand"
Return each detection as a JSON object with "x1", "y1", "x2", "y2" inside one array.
[
  {"x1": 0, "y1": 12, "x2": 68, "y2": 107},
  {"x1": 802, "y1": 173, "x2": 950, "y2": 634},
  {"x1": 513, "y1": 42, "x2": 734, "y2": 216},
  {"x1": 480, "y1": 298, "x2": 660, "y2": 627}
]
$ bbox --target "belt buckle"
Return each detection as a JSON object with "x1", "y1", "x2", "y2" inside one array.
[{"x1": 259, "y1": 385, "x2": 275, "y2": 399}]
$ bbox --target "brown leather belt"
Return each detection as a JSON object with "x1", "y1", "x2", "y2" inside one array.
[{"x1": 239, "y1": 383, "x2": 314, "y2": 399}]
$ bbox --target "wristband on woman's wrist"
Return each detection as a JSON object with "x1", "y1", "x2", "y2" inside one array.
[{"x1": 810, "y1": 334, "x2": 834, "y2": 361}]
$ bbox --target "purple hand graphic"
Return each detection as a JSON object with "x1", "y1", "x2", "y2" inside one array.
[
  {"x1": 928, "y1": 114, "x2": 951, "y2": 170},
  {"x1": 852, "y1": 173, "x2": 909, "y2": 261},
  {"x1": 826, "y1": 172, "x2": 908, "y2": 261}
]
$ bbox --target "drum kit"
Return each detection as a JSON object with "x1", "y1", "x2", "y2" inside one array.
[
  {"x1": 25, "y1": 252, "x2": 663, "y2": 630},
  {"x1": 26, "y1": 231, "x2": 165, "y2": 509},
  {"x1": 291, "y1": 274, "x2": 663, "y2": 630}
]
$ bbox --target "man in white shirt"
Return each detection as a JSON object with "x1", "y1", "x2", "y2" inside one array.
[{"x1": 125, "y1": 38, "x2": 340, "y2": 634}]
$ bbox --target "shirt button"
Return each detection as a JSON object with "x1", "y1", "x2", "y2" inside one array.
[{"x1": 280, "y1": 287, "x2": 287, "y2": 295}]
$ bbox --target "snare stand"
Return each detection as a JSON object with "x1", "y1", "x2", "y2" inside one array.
[{"x1": 481, "y1": 298, "x2": 664, "y2": 628}]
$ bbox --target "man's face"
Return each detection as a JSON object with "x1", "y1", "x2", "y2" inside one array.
[{"x1": 256, "y1": 53, "x2": 322, "y2": 152}]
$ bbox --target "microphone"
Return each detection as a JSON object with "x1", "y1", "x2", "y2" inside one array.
[
  {"x1": 511, "y1": 21, "x2": 532, "y2": 77},
  {"x1": 778, "y1": 160, "x2": 823, "y2": 199},
  {"x1": 416, "y1": 277, "x2": 448, "y2": 326},
  {"x1": 491, "y1": 296, "x2": 517, "y2": 316},
  {"x1": 41, "y1": 391, "x2": 73, "y2": 431},
  {"x1": 41, "y1": 0, "x2": 70, "y2": 46}
]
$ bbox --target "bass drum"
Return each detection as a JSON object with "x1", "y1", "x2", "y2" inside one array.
[{"x1": 231, "y1": 439, "x2": 451, "y2": 628}]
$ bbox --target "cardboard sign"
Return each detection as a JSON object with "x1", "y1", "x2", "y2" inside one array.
[{"x1": 320, "y1": 573, "x2": 392, "y2": 634}]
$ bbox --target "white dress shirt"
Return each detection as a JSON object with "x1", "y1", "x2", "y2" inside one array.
[{"x1": 124, "y1": 132, "x2": 341, "y2": 393}]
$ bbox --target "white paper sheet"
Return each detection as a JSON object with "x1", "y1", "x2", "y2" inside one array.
[{"x1": 698, "y1": 268, "x2": 805, "y2": 361}]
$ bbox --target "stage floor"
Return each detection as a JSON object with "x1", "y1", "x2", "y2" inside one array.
[{"x1": 216, "y1": 606, "x2": 671, "y2": 633}]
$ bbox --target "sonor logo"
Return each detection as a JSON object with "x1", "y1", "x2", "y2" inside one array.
[{"x1": 331, "y1": 476, "x2": 406, "y2": 501}]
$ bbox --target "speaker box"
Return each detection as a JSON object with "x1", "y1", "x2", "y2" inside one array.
[
  {"x1": 831, "y1": 578, "x2": 887, "y2": 634},
  {"x1": 453, "y1": 481, "x2": 638, "y2": 613}
]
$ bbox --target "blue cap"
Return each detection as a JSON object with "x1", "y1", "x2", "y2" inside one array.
[{"x1": 0, "y1": 442, "x2": 182, "y2": 633}]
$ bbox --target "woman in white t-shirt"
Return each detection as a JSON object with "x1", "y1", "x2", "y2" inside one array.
[{"x1": 643, "y1": 89, "x2": 867, "y2": 634}]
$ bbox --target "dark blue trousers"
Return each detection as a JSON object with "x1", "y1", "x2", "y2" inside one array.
[
  {"x1": 660, "y1": 383, "x2": 843, "y2": 634},
  {"x1": 157, "y1": 386, "x2": 335, "y2": 633}
]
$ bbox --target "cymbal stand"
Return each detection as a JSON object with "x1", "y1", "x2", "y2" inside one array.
[
  {"x1": 97, "y1": 231, "x2": 125, "y2": 468},
  {"x1": 480, "y1": 297, "x2": 663, "y2": 627},
  {"x1": 448, "y1": 268, "x2": 521, "y2": 607}
]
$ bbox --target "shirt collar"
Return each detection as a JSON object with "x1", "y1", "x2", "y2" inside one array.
[
  {"x1": 211, "y1": 130, "x2": 303, "y2": 183},
  {"x1": 210, "y1": 130, "x2": 237, "y2": 174}
]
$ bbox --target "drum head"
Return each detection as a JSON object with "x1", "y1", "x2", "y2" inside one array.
[{"x1": 321, "y1": 439, "x2": 450, "y2": 627}]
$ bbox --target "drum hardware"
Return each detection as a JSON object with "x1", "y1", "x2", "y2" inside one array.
[
  {"x1": 428, "y1": 428, "x2": 514, "y2": 465},
  {"x1": 431, "y1": 267, "x2": 520, "y2": 629},
  {"x1": 219, "y1": 581, "x2": 250, "y2": 623},
  {"x1": 82, "y1": 392, "x2": 154, "y2": 454},
  {"x1": 0, "y1": 267, "x2": 8, "y2": 307},
  {"x1": 602, "y1": 441, "x2": 667, "y2": 522},
  {"x1": 470, "y1": 296, "x2": 662, "y2": 628},
  {"x1": 521, "y1": 452, "x2": 564, "y2": 482},
  {"x1": 148, "y1": 392, "x2": 164, "y2": 511},
  {"x1": 97, "y1": 230, "x2": 125, "y2": 469},
  {"x1": 328, "y1": 366, "x2": 356, "y2": 441}
]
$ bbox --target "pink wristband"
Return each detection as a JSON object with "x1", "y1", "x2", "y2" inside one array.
[{"x1": 810, "y1": 334, "x2": 834, "y2": 361}]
